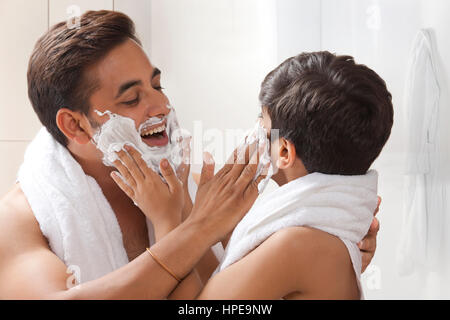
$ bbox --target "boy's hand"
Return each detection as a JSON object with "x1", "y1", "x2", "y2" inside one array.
[
  {"x1": 111, "y1": 145, "x2": 184, "y2": 237},
  {"x1": 359, "y1": 196, "x2": 381, "y2": 273},
  {"x1": 176, "y1": 137, "x2": 193, "y2": 221}
]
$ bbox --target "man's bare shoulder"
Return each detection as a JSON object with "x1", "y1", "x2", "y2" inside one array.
[
  {"x1": 0, "y1": 184, "x2": 48, "y2": 251},
  {"x1": 0, "y1": 185, "x2": 70, "y2": 298}
]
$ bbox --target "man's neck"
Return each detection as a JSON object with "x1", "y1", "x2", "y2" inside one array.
[{"x1": 69, "y1": 149, "x2": 124, "y2": 198}]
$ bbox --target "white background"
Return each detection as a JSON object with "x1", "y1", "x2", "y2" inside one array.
[{"x1": 1, "y1": 0, "x2": 449, "y2": 299}]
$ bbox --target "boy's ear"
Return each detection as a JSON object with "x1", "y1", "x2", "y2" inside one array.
[
  {"x1": 276, "y1": 137, "x2": 297, "y2": 169},
  {"x1": 56, "y1": 108, "x2": 92, "y2": 145}
]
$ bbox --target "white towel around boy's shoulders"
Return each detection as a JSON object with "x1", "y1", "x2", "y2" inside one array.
[
  {"x1": 17, "y1": 127, "x2": 155, "y2": 284},
  {"x1": 215, "y1": 170, "x2": 378, "y2": 298}
]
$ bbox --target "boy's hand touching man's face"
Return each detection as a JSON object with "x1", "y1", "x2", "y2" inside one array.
[{"x1": 359, "y1": 196, "x2": 381, "y2": 273}]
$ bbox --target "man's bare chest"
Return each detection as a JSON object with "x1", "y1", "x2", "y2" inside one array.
[{"x1": 111, "y1": 202, "x2": 150, "y2": 261}]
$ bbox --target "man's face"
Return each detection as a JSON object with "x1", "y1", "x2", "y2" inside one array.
[{"x1": 86, "y1": 39, "x2": 170, "y2": 148}]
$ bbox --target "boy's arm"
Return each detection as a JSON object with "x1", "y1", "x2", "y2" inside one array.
[
  {"x1": 196, "y1": 226, "x2": 357, "y2": 300},
  {"x1": 196, "y1": 228, "x2": 306, "y2": 299}
]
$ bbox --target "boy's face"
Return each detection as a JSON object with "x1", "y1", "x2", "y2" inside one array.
[
  {"x1": 260, "y1": 107, "x2": 283, "y2": 184},
  {"x1": 260, "y1": 107, "x2": 307, "y2": 185},
  {"x1": 84, "y1": 39, "x2": 171, "y2": 148}
]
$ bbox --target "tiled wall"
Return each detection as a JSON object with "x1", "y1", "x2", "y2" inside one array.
[{"x1": 0, "y1": 0, "x2": 151, "y2": 197}]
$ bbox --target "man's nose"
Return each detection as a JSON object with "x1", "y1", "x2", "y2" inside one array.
[{"x1": 144, "y1": 92, "x2": 170, "y2": 118}]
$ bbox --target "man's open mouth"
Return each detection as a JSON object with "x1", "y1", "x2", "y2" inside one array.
[{"x1": 140, "y1": 120, "x2": 169, "y2": 147}]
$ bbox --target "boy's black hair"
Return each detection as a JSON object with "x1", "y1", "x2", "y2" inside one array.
[{"x1": 259, "y1": 51, "x2": 393, "y2": 175}]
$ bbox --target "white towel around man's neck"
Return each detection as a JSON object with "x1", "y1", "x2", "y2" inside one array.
[
  {"x1": 215, "y1": 170, "x2": 378, "y2": 298},
  {"x1": 17, "y1": 128, "x2": 155, "y2": 284}
]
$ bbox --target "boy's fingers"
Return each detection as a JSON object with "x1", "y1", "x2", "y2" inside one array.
[
  {"x1": 116, "y1": 149, "x2": 144, "y2": 182},
  {"x1": 113, "y1": 160, "x2": 136, "y2": 189},
  {"x1": 111, "y1": 171, "x2": 135, "y2": 200},
  {"x1": 199, "y1": 152, "x2": 215, "y2": 186},
  {"x1": 124, "y1": 145, "x2": 153, "y2": 178},
  {"x1": 160, "y1": 159, "x2": 181, "y2": 193},
  {"x1": 177, "y1": 162, "x2": 191, "y2": 185}
]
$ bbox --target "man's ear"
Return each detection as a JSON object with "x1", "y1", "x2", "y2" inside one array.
[
  {"x1": 276, "y1": 137, "x2": 297, "y2": 169},
  {"x1": 56, "y1": 108, "x2": 92, "y2": 145}
]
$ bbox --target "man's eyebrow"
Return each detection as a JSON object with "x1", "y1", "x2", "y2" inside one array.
[
  {"x1": 115, "y1": 68, "x2": 161, "y2": 99},
  {"x1": 152, "y1": 67, "x2": 161, "y2": 79},
  {"x1": 115, "y1": 79, "x2": 142, "y2": 99}
]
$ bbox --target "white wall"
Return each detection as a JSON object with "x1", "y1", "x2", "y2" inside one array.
[
  {"x1": 0, "y1": 0, "x2": 47, "y2": 196},
  {"x1": 150, "y1": 0, "x2": 278, "y2": 169}
]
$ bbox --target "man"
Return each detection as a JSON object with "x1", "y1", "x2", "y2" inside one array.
[{"x1": 0, "y1": 10, "x2": 378, "y2": 299}]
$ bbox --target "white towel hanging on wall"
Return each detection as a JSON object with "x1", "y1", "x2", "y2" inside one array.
[{"x1": 397, "y1": 29, "x2": 443, "y2": 276}]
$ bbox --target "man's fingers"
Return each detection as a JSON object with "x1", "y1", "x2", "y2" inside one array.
[
  {"x1": 191, "y1": 172, "x2": 201, "y2": 186},
  {"x1": 224, "y1": 145, "x2": 239, "y2": 165},
  {"x1": 361, "y1": 251, "x2": 372, "y2": 274},
  {"x1": 160, "y1": 159, "x2": 181, "y2": 193},
  {"x1": 217, "y1": 146, "x2": 239, "y2": 178},
  {"x1": 374, "y1": 196, "x2": 382, "y2": 216},
  {"x1": 235, "y1": 147, "x2": 260, "y2": 191},
  {"x1": 229, "y1": 142, "x2": 258, "y2": 181},
  {"x1": 359, "y1": 200, "x2": 380, "y2": 273},
  {"x1": 368, "y1": 217, "x2": 380, "y2": 235},
  {"x1": 113, "y1": 160, "x2": 137, "y2": 189},
  {"x1": 358, "y1": 218, "x2": 379, "y2": 251},
  {"x1": 358, "y1": 232, "x2": 376, "y2": 252},
  {"x1": 199, "y1": 152, "x2": 215, "y2": 186},
  {"x1": 244, "y1": 163, "x2": 269, "y2": 199},
  {"x1": 111, "y1": 171, "x2": 135, "y2": 200}
]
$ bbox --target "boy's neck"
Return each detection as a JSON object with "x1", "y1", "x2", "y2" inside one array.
[{"x1": 272, "y1": 158, "x2": 308, "y2": 186}]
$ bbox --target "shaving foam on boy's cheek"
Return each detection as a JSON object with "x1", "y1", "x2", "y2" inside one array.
[
  {"x1": 244, "y1": 120, "x2": 274, "y2": 194},
  {"x1": 91, "y1": 108, "x2": 191, "y2": 178}
]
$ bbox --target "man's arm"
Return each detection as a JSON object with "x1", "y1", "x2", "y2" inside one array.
[
  {"x1": 0, "y1": 186, "x2": 214, "y2": 299},
  {"x1": 0, "y1": 144, "x2": 265, "y2": 299}
]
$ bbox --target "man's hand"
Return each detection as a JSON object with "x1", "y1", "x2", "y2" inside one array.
[
  {"x1": 189, "y1": 142, "x2": 268, "y2": 242},
  {"x1": 358, "y1": 196, "x2": 381, "y2": 273}
]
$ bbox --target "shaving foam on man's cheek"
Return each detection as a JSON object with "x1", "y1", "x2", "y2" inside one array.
[{"x1": 91, "y1": 108, "x2": 190, "y2": 178}]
